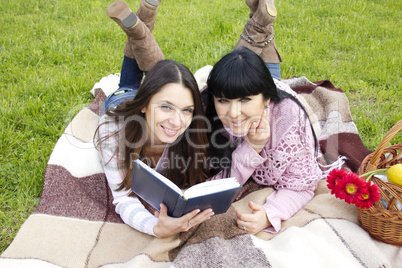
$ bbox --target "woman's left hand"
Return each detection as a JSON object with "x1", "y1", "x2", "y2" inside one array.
[
  {"x1": 245, "y1": 107, "x2": 270, "y2": 154},
  {"x1": 236, "y1": 201, "x2": 271, "y2": 234},
  {"x1": 153, "y1": 203, "x2": 214, "y2": 238}
]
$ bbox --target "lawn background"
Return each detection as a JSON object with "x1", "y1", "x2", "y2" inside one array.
[{"x1": 1, "y1": 0, "x2": 401, "y2": 254}]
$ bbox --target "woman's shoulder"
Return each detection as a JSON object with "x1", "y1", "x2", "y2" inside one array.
[
  {"x1": 98, "y1": 114, "x2": 124, "y2": 139},
  {"x1": 273, "y1": 79, "x2": 298, "y2": 98},
  {"x1": 270, "y1": 95, "x2": 301, "y2": 119},
  {"x1": 272, "y1": 79, "x2": 305, "y2": 117}
]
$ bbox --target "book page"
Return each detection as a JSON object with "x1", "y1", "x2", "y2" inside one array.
[
  {"x1": 183, "y1": 177, "x2": 239, "y2": 199},
  {"x1": 135, "y1": 160, "x2": 182, "y2": 195}
]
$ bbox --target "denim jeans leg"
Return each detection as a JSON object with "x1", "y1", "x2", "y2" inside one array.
[
  {"x1": 102, "y1": 87, "x2": 138, "y2": 115},
  {"x1": 265, "y1": 63, "x2": 281, "y2": 80},
  {"x1": 102, "y1": 56, "x2": 143, "y2": 114},
  {"x1": 119, "y1": 55, "x2": 144, "y2": 88}
]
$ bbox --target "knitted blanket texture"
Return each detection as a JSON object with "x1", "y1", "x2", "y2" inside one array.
[{"x1": 1, "y1": 72, "x2": 401, "y2": 268}]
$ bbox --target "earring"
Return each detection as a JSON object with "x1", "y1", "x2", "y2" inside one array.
[{"x1": 265, "y1": 99, "x2": 271, "y2": 108}]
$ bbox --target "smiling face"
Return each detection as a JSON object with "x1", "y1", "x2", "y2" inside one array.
[
  {"x1": 214, "y1": 93, "x2": 268, "y2": 136},
  {"x1": 142, "y1": 83, "x2": 194, "y2": 145}
]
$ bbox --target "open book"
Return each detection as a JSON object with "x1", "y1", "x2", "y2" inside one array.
[{"x1": 131, "y1": 159, "x2": 242, "y2": 217}]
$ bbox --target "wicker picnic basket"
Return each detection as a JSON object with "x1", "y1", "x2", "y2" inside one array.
[{"x1": 357, "y1": 119, "x2": 402, "y2": 246}]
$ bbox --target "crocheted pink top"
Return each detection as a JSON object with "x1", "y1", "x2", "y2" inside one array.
[{"x1": 209, "y1": 80, "x2": 322, "y2": 233}]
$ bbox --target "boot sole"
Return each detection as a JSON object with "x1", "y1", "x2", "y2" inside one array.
[
  {"x1": 144, "y1": 0, "x2": 159, "y2": 9},
  {"x1": 265, "y1": 0, "x2": 277, "y2": 17},
  {"x1": 107, "y1": 1, "x2": 139, "y2": 28}
]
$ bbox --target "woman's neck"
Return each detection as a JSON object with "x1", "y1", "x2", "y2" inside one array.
[{"x1": 142, "y1": 144, "x2": 166, "y2": 168}]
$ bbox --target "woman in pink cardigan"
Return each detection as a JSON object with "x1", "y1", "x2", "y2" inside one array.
[{"x1": 203, "y1": 46, "x2": 323, "y2": 234}]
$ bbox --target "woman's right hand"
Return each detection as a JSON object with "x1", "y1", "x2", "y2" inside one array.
[
  {"x1": 153, "y1": 203, "x2": 214, "y2": 238},
  {"x1": 245, "y1": 107, "x2": 271, "y2": 154}
]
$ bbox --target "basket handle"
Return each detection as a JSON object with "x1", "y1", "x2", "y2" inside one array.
[{"x1": 365, "y1": 119, "x2": 402, "y2": 172}]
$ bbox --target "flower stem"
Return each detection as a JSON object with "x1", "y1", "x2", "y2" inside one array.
[{"x1": 361, "y1": 169, "x2": 388, "y2": 181}]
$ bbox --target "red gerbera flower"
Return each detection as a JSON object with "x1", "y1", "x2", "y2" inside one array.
[
  {"x1": 327, "y1": 168, "x2": 349, "y2": 194},
  {"x1": 334, "y1": 173, "x2": 368, "y2": 204},
  {"x1": 355, "y1": 182, "x2": 381, "y2": 209}
]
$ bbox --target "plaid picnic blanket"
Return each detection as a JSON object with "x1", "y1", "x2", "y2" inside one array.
[{"x1": 1, "y1": 72, "x2": 400, "y2": 268}]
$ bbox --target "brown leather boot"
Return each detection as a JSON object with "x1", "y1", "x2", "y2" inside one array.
[
  {"x1": 136, "y1": 0, "x2": 161, "y2": 32},
  {"x1": 107, "y1": 1, "x2": 164, "y2": 71},
  {"x1": 245, "y1": 0, "x2": 258, "y2": 18},
  {"x1": 235, "y1": 0, "x2": 281, "y2": 63},
  {"x1": 253, "y1": 0, "x2": 277, "y2": 27},
  {"x1": 245, "y1": 0, "x2": 277, "y2": 19}
]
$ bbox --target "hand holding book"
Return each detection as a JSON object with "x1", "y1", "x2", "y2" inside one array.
[{"x1": 153, "y1": 203, "x2": 214, "y2": 238}]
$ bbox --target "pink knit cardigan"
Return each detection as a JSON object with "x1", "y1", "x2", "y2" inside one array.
[{"x1": 209, "y1": 80, "x2": 323, "y2": 233}]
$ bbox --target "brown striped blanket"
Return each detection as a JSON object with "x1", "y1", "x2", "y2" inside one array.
[{"x1": 1, "y1": 72, "x2": 401, "y2": 267}]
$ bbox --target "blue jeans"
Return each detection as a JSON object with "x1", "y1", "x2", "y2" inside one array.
[
  {"x1": 102, "y1": 56, "x2": 143, "y2": 114},
  {"x1": 265, "y1": 63, "x2": 281, "y2": 80}
]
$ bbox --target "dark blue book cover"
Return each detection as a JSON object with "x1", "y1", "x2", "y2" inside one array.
[{"x1": 131, "y1": 159, "x2": 242, "y2": 217}]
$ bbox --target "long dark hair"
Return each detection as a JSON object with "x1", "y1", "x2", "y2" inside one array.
[
  {"x1": 204, "y1": 47, "x2": 317, "y2": 177},
  {"x1": 96, "y1": 60, "x2": 209, "y2": 189}
]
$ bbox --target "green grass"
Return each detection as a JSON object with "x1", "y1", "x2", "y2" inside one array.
[{"x1": 1, "y1": 0, "x2": 401, "y2": 254}]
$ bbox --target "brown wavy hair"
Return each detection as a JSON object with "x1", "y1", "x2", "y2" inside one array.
[{"x1": 96, "y1": 60, "x2": 209, "y2": 190}]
